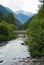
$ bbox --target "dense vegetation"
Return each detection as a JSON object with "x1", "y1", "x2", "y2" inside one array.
[
  {"x1": 0, "y1": 12, "x2": 18, "y2": 42},
  {"x1": 26, "y1": 4, "x2": 44, "y2": 58},
  {"x1": 20, "y1": 16, "x2": 34, "y2": 30}
]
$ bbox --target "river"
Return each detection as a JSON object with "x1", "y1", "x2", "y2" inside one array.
[{"x1": 0, "y1": 37, "x2": 44, "y2": 65}]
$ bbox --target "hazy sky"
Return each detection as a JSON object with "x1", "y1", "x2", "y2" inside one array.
[{"x1": 0, "y1": 0, "x2": 40, "y2": 13}]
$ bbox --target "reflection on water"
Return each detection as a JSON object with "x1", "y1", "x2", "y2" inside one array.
[{"x1": 0, "y1": 38, "x2": 44, "y2": 65}]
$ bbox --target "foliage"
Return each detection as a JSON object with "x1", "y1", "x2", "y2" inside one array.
[
  {"x1": 38, "y1": 5, "x2": 44, "y2": 18},
  {"x1": 26, "y1": 5, "x2": 44, "y2": 58},
  {"x1": 0, "y1": 11, "x2": 18, "y2": 42},
  {"x1": 0, "y1": 22, "x2": 18, "y2": 41},
  {"x1": 0, "y1": 12, "x2": 5, "y2": 22},
  {"x1": 6, "y1": 13, "x2": 16, "y2": 24}
]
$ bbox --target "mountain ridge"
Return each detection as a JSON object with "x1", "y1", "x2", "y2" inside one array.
[
  {"x1": 15, "y1": 10, "x2": 35, "y2": 24},
  {"x1": 0, "y1": 5, "x2": 22, "y2": 26},
  {"x1": 0, "y1": 5, "x2": 35, "y2": 27}
]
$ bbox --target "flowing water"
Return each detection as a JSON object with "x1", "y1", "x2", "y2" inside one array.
[{"x1": 0, "y1": 38, "x2": 44, "y2": 65}]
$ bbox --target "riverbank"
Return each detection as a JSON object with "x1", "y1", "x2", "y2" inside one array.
[
  {"x1": 0, "y1": 37, "x2": 18, "y2": 46},
  {"x1": 0, "y1": 56, "x2": 44, "y2": 65},
  {"x1": 0, "y1": 37, "x2": 44, "y2": 65},
  {"x1": 0, "y1": 41, "x2": 8, "y2": 46},
  {"x1": 12, "y1": 57, "x2": 44, "y2": 62}
]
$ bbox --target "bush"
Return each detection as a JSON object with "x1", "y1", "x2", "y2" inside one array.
[
  {"x1": 0, "y1": 22, "x2": 18, "y2": 41},
  {"x1": 26, "y1": 5, "x2": 44, "y2": 58}
]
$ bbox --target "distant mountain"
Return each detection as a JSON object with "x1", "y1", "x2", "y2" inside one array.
[
  {"x1": 20, "y1": 16, "x2": 35, "y2": 30},
  {"x1": 15, "y1": 10, "x2": 35, "y2": 24},
  {"x1": 0, "y1": 5, "x2": 35, "y2": 27},
  {"x1": 0, "y1": 5, "x2": 22, "y2": 26},
  {"x1": 13, "y1": 13, "x2": 23, "y2": 26},
  {"x1": 0, "y1": 5, "x2": 12, "y2": 16}
]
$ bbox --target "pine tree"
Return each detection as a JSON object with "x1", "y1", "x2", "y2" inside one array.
[
  {"x1": 0, "y1": 12, "x2": 4, "y2": 22},
  {"x1": 7, "y1": 13, "x2": 15, "y2": 24}
]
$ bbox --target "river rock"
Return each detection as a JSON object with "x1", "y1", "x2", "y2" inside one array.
[
  {"x1": 31, "y1": 58, "x2": 37, "y2": 62},
  {"x1": 21, "y1": 43, "x2": 24, "y2": 45},
  {"x1": 19, "y1": 58, "x2": 24, "y2": 62},
  {"x1": 38, "y1": 59, "x2": 43, "y2": 62},
  {"x1": 0, "y1": 55, "x2": 4, "y2": 63},
  {"x1": 0, "y1": 60, "x2": 3, "y2": 63}
]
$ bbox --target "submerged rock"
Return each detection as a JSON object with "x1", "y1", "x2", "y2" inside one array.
[
  {"x1": 21, "y1": 43, "x2": 24, "y2": 45},
  {"x1": 0, "y1": 60, "x2": 3, "y2": 63}
]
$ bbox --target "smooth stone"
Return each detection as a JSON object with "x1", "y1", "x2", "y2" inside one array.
[
  {"x1": 0, "y1": 60, "x2": 3, "y2": 63},
  {"x1": 21, "y1": 43, "x2": 24, "y2": 45}
]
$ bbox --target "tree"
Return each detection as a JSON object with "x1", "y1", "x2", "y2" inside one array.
[
  {"x1": 26, "y1": 4, "x2": 44, "y2": 58},
  {"x1": 0, "y1": 12, "x2": 5, "y2": 22},
  {"x1": 7, "y1": 13, "x2": 15, "y2": 24},
  {"x1": 0, "y1": 22, "x2": 18, "y2": 41}
]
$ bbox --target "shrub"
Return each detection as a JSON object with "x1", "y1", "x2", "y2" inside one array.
[
  {"x1": 0, "y1": 22, "x2": 18, "y2": 41},
  {"x1": 26, "y1": 5, "x2": 44, "y2": 58}
]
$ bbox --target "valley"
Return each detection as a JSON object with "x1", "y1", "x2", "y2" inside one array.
[{"x1": 0, "y1": 1, "x2": 44, "y2": 65}]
